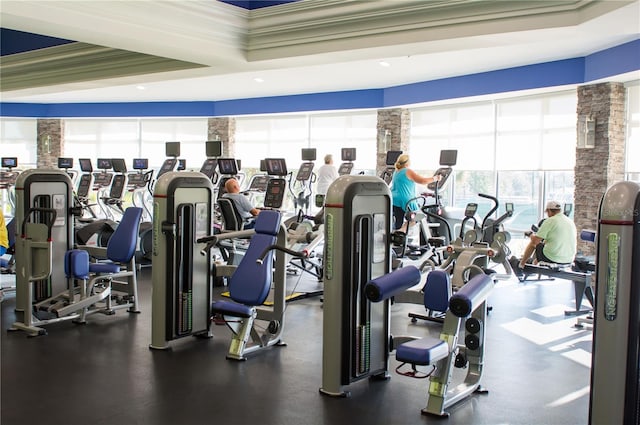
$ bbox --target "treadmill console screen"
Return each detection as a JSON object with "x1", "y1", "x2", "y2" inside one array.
[
  {"x1": 1, "y1": 157, "x2": 17, "y2": 168},
  {"x1": 296, "y1": 162, "x2": 314, "y2": 181},
  {"x1": 79, "y1": 158, "x2": 93, "y2": 172},
  {"x1": 217, "y1": 158, "x2": 238, "y2": 175},
  {"x1": 133, "y1": 158, "x2": 148, "y2": 170},
  {"x1": 341, "y1": 148, "x2": 356, "y2": 162},
  {"x1": 57, "y1": 157, "x2": 73, "y2": 169},
  {"x1": 97, "y1": 158, "x2": 112, "y2": 170}
]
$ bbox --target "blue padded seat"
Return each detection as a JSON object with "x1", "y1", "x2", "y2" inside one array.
[
  {"x1": 212, "y1": 210, "x2": 281, "y2": 312},
  {"x1": 64, "y1": 249, "x2": 90, "y2": 280},
  {"x1": 89, "y1": 263, "x2": 121, "y2": 274},
  {"x1": 212, "y1": 301, "x2": 253, "y2": 318},
  {"x1": 423, "y1": 270, "x2": 451, "y2": 313},
  {"x1": 396, "y1": 335, "x2": 449, "y2": 366}
]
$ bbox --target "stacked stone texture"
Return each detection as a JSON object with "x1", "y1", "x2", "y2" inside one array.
[
  {"x1": 36, "y1": 119, "x2": 64, "y2": 168},
  {"x1": 575, "y1": 82, "x2": 626, "y2": 256},
  {"x1": 376, "y1": 108, "x2": 410, "y2": 175},
  {"x1": 208, "y1": 117, "x2": 236, "y2": 157}
]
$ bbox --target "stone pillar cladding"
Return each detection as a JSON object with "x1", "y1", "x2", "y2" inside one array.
[
  {"x1": 575, "y1": 82, "x2": 626, "y2": 256},
  {"x1": 208, "y1": 117, "x2": 236, "y2": 158},
  {"x1": 376, "y1": 108, "x2": 410, "y2": 176},
  {"x1": 36, "y1": 119, "x2": 64, "y2": 168}
]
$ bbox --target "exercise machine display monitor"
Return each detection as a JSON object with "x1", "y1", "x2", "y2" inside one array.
[
  {"x1": 296, "y1": 162, "x2": 314, "y2": 181},
  {"x1": 97, "y1": 158, "x2": 113, "y2": 170},
  {"x1": 112, "y1": 158, "x2": 127, "y2": 173},
  {"x1": 57, "y1": 157, "x2": 73, "y2": 169},
  {"x1": 218, "y1": 158, "x2": 238, "y2": 175},
  {"x1": 206, "y1": 140, "x2": 222, "y2": 157},
  {"x1": 199, "y1": 158, "x2": 217, "y2": 180},
  {"x1": 1, "y1": 157, "x2": 17, "y2": 169},
  {"x1": 338, "y1": 148, "x2": 356, "y2": 175},
  {"x1": 133, "y1": 158, "x2": 148, "y2": 170},
  {"x1": 79, "y1": 158, "x2": 93, "y2": 172},
  {"x1": 301, "y1": 148, "x2": 317, "y2": 161},
  {"x1": 265, "y1": 158, "x2": 288, "y2": 176},
  {"x1": 386, "y1": 151, "x2": 402, "y2": 165},
  {"x1": 165, "y1": 141, "x2": 180, "y2": 157},
  {"x1": 177, "y1": 159, "x2": 186, "y2": 171}
]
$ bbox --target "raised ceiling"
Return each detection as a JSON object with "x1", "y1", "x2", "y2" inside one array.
[{"x1": 1, "y1": 0, "x2": 639, "y2": 104}]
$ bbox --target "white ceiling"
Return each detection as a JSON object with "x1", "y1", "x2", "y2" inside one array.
[{"x1": 1, "y1": 0, "x2": 639, "y2": 105}]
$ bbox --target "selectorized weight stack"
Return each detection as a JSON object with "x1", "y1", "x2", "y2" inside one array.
[
  {"x1": 13, "y1": 169, "x2": 74, "y2": 313},
  {"x1": 589, "y1": 181, "x2": 640, "y2": 425},
  {"x1": 150, "y1": 171, "x2": 214, "y2": 350},
  {"x1": 320, "y1": 175, "x2": 392, "y2": 397}
]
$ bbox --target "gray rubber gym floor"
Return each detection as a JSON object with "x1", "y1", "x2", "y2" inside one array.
[{"x1": 1, "y1": 268, "x2": 592, "y2": 425}]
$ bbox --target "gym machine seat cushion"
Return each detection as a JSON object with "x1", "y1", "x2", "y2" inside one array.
[{"x1": 396, "y1": 335, "x2": 449, "y2": 366}]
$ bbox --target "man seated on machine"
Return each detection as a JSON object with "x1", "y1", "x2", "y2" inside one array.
[
  {"x1": 222, "y1": 178, "x2": 260, "y2": 229},
  {"x1": 510, "y1": 201, "x2": 577, "y2": 276}
]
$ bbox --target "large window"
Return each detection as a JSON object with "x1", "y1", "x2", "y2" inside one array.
[
  {"x1": 0, "y1": 118, "x2": 37, "y2": 167},
  {"x1": 410, "y1": 91, "x2": 577, "y2": 239},
  {"x1": 64, "y1": 118, "x2": 208, "y2": 171}
]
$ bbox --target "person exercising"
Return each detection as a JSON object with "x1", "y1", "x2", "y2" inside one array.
[
  {"x1": 511, "y1": 200, "x2": 577, "y2": 274},
  {"x1": 316, "y1": 154, "x2": 339, "y2": 196},
  {"x1": 222, "y1": 178, "x2": 260, "y2": 229},
  {"x1": 390, "y1": 154, "x2": 440, "y2": 230}
]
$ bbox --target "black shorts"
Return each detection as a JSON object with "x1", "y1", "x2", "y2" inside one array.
[
  {"x1": 535, "y1": 243, "x2": 554, "y2": 263},
  {"x1": 392, "y1": 206, "x2": 405, "y2": 230}
]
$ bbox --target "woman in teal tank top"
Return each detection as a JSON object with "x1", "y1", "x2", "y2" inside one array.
[{"x1": 390, "y1": 154, "x2": 440, "y2": 230}]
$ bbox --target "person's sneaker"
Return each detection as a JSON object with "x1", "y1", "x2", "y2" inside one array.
[{"x1": 509, "y1": 256, "x2": 524, "y2": 279}]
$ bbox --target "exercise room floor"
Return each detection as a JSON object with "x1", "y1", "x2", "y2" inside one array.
[{"x1": 1, "y1": 267, "x2": 593, "y2": 425}]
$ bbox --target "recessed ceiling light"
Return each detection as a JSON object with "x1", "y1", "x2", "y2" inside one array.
[
  {"x1": 378, "y1": 61, "x2": 391, "y2": 67},
  {"x1": 254, "y1": 77, "x2": 265, "y2": 83},
  {"x1": 136, "y1": 85, "x2": 146, "y2": 90}
]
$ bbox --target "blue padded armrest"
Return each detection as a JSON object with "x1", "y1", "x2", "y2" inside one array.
[
  {"x1": 364, "y1": 266, "x2": 421, "y2": 302},
  {"x1": 423, "y1": 270, "x2": 451, "y2": 312},
  {"x1": 64, "y1": 249, "x2": 90, "y2": 280},
  {"x1": 449, "y1": 274, "x2": 493, "y2": 317},
  {"x1": 396, "y1": 336, "x2": 449, "y2": 366}
]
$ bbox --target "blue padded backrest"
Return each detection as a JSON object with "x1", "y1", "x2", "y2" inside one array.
[
  {"x1": 253, "y1": 210, "x2": 281, "y2": 236},
  {"x1": 229, "y1": 210, "x2": 281, "y2": 306},
  {"x1": 423, "y1": 270, "x2": 451, "y2": 313},
  {"x1": 107, "y1": 207, "x2": 142, "y2": 263}
]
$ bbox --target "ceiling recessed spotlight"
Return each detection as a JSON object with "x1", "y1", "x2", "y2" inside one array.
[
  {"x1": 136, "y1": 85, "x2": 146, "y2": 90},
  {"x1": 378, "y1": 61, "x2": 391, "y2": 67},
  {"x1": 254, "y1": 77, "x2": 265, "y2": 83}
]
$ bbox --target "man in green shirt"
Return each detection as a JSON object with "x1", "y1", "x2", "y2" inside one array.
[{"x1": 512, "y1": 201, "x2": 577, "y2": 273}]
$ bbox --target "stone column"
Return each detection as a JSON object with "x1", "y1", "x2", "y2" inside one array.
[
  {"x1": 208, "y1": 117, "x2": 236, "y2": 157},
  {"x1": 574, "y1": 82, "x2": 626, "y2": 256},
  {"x1": 376, "y1": 108, "x2": 410, "y2": 176},
  {"x1": 36, "y1": 119, "x2": 64, "y2": 169}
]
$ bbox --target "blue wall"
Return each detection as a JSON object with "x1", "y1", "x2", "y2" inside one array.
[{"x1": 1, "y1": 38, "x2": 638, "y2": 118}]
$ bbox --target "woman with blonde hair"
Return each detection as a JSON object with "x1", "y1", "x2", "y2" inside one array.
[{"x1": 390, "y1": 154, "x2": 440, "y2": 230}]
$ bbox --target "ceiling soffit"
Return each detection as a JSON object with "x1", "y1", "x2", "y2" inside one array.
[
  {"x1": 246, "y1": 0, "x2": 633, "y2": 60},
  {"x1": 0, "y1": 43, "x2": 206, "y2": 92}
]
